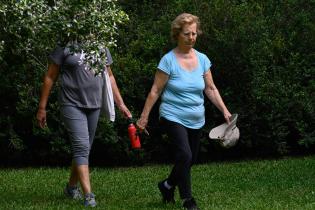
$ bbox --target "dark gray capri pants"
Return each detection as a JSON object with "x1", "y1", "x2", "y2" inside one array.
[{"x1": 61, "y1": 105, "x2": 100, "y2": 166}]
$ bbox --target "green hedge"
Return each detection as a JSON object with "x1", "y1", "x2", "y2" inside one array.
[{"x1": 0, "y1": 0, "x2": 314, "y2": 166}]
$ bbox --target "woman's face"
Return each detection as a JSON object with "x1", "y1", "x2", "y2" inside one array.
[{"x1": 177, "y1": 23, "x2": 197, "y2": 48}]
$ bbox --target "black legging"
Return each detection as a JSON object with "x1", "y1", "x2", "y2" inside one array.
[{"x1": 160, "y1": 117, "x2": 202, "y2": 199}]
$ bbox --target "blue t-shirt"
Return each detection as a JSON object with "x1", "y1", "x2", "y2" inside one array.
[{"x1": 158, "y1": 49, "x2": 211, "y2": 129}]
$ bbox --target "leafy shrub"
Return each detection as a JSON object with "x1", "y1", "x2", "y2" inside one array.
[{"x1": 0, "y1": 0, "x2": 314, "y2": 166}]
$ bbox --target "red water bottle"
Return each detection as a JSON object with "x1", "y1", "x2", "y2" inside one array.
[{"x1": 128, "y1": 119, "x2": 141, "y2": 149}]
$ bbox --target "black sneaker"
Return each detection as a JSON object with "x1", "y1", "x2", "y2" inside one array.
[
  {"x1": 183, "y1": 197, "x2": 200, "y2": 210},
  {"x1": 158, "y1": 180, "x2": 175, "y2": 203}
]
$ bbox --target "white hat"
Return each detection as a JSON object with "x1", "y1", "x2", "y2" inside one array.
[{"x1": 209, "y1": 114, "x2": 240, "y2": 148}]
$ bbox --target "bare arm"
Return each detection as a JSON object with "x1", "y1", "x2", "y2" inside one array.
[
  {"x1": 204, "y1": 69, "x2": 231, "y2": 123},
  {"x1": 36, "y1": 63, "x2": 60, "y2": 128},
  {"x1": 136, "y1": 70, "x2": 169, "y2": 130},
  {"x1": 107, "y1": 66, "x2": 132, "y2": 118}
]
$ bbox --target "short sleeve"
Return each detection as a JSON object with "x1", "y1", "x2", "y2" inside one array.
[
  {"x1": 203, "y1": 54, "x2": 212, "y2": 73},
  {"x1": 157, "y1": 54, "x2": 170, "y2": 75},
  {"x1": 105, "y1": 48, "x2": 113, "y2": 66},
  {"x1": 49, "y1": 46, "x2": 65, "y2": 65}
]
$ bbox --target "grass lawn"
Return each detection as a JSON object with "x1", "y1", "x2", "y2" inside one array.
[{"x1": 1, "y1": 155, "x2": 315, "y2": 210}]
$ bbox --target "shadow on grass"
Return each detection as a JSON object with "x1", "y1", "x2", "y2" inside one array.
[
  {"x1": 134, "y1": 200, "x2": 182, "y2": 210},
  {"x1": 2, "y1": 190, "x2": 85, "y2": 209}
]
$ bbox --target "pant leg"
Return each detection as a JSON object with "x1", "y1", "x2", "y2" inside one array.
[
  {"x1": 188, "y1": 128, "x2": 201, "y2": 166},
  {"x1": 161, "y1": 118, "x2": 201, "y2": 199},
  {"x1": 184, "y1": 127, "x2": 201, "y2": 198},
  {"x1": 61, "y1": 106, "x2": 100, "y2": 166},
  {"x1": 86, "y1": 108, "x2": 101, "y2": 148}
]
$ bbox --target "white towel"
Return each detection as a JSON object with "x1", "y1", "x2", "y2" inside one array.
[{"x1": 101, "y1": 68, "x2": 115, "y2": 122}]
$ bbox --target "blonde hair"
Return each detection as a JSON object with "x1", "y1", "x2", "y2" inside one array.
[{"x1": 171, "y1": 13, "x2": 202, "y2": 42}]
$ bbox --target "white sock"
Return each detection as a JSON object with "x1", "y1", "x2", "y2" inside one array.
[
  {"x1": 182, "y1": 197, "x2": 192, "y2": 204},
  {"x1": 183, "y1": 198, "x2": 191, "y2": 201},
  {"x1": 164, "y1": 180, "x2": 172, "y2": 189}
]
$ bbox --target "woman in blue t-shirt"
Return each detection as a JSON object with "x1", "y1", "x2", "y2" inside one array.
[
  {"x1": 36, "y1": 47, "x2": 131, "y2": 207},
  {"x1": 137, "y1": 13, "x2": 232, "y2": 210}
]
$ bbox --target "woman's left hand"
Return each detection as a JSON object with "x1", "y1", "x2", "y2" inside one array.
[
  {"x1": 118, "y1": 104, "x2": 132, "y2": 119},
  {"x1": 223, "y1": 110, "x2": 232, "y2": 124}
]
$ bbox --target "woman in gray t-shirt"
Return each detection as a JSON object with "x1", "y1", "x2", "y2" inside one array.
[{"x1": 36, "y1": 46, "x2": 131, "y2": 207}]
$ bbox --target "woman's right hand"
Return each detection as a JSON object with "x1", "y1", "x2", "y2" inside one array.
[
  {"x1": 36, "y1": 63, "x2": 60, "y2": 129},
  {"x1": 136, "y1": 116, "x2": 148, "y2": 131},
  {"x1": 36, "y1": 108, "x2": 47, "y2": 128}
]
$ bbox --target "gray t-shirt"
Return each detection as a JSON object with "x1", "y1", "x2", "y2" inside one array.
[{"x1": 49, "y1": 46, "x2": 113, "y2": 108}]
